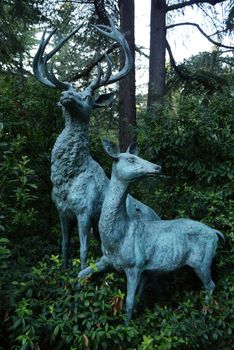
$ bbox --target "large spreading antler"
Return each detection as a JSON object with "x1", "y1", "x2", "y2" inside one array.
[
  {"x1": 87, "y1": 15, "x2": 133, "y2": 91},
  {"x1": 33, "y1": 15, "x2": 133, "y2": 92},
  {"x1": 33, "y1": 26, "x2": 82, "y2": 90}
]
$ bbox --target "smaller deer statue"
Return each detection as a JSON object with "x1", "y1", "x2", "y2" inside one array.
[
  {"x1": 33, "y1": 17, "x2": 160, "y2": 270},
  {"x1": 78, "y1": 140, "x2": 224, "y2": 324}
]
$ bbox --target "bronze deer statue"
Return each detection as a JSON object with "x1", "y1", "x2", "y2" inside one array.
[
  {"x1": 33, "y1": 17, "x2": 160, "y2": 270},
  {"x1": 78, "y1": 140, "x2": 224, "y2": 324}
]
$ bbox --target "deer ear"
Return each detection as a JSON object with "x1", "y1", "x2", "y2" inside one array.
[
  {"x1": 93, "y1": 93, "x2": 114, "y2": 108},
  {"x1": 126, "y1": 142, "x2": 138, "y2": 155},
  {"x1": 102, "y1": 139, "x2": 119, "y2": 160}
]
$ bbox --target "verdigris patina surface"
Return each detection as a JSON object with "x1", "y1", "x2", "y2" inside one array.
[
  {"x1": 33, "y1": 17, "x2": 160, "y2": 269},
  {"x1": 78, "y1": 140, "x2": 224, "y2": 323}
]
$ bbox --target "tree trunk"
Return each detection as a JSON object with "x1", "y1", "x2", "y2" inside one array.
[
  {"x1": 118, "y1": 0, "x2": 136, "y2": 151},
  {"x1": 147, "y1": 0, "x2": 167, "y2": 111}
]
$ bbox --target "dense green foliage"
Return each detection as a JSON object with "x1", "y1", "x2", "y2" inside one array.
[
  {"x1": 1, "y1": 252, "x2": 233, "y2": 350},
  {"x1": 0, "y1": 74, "x2": 61, "y2": 237},
  {"x1": 0, "y1": 69, "x2": 233, "y2": 348},
  {"x1": 0, "y1": 2, "x2": 233, "y2": 347},
  {"x1": 137, "y1": 86, "x2": 233, "y2": 244},
  {"x1": 0, "y1": 0, "x2": 45, "y2": 73}
]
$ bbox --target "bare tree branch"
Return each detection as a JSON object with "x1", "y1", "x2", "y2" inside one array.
[
  {"x1": 167, "y1": 22, "x2": 234, "y2": 49},
  {"x1": 197, "y1": 3, "x2": 222, "y2": 29},
  {"x1": 135, "y1": 46, "x2": 149, "y2": 59},
  {"x1": 166, "y1": 39, "x2": 228, "y2": 89},
  {"x1": 94, "y1": 0, "x2": 109, "y2": 24},
  {"x1": 166, "y1": 0, "x2": 225, "y2": 12},
  {"x1": 166, "y1": 40, "x2": 190, "y2": 80}
]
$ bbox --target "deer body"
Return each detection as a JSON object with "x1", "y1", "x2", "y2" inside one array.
[
  {"x1": 50, "y1": 116, "x2": 109, "y2": 269},
  {"x1": 51, "y1": 117, "x2": 108, "y2": 217},
  {"x1": 33, "y1": 19, "x2": 160, "y2": 269},
  {"x1": 78, "y1": 141, "x2": 223, "y2": 323}
]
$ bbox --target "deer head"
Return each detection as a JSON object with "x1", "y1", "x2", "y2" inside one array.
[
  {"x1": 33, "y1": 16, "x2": 133, "y2": 121},
  {"x1": 102, "y1": 140, "x2": 161, "y2": 183}
]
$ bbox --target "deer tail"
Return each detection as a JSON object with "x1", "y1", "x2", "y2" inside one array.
[{"x1": 215, "y1": 230, "x2": 225, "y2": 242}]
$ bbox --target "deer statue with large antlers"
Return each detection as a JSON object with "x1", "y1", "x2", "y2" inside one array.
[{"x1": 33, "y1": 17, "x2": 160, "y2": 269}]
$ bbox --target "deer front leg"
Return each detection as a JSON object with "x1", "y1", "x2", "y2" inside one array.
[
  {"x1": 125, "y1": 267, "x2": 142, "y2": 324},
  {"x1": 59, "y1": 214, "x2": 73, "y2": 269},
  {"x1": 77, "y1": 214, "x2": 91, "y2": 270},
  {"x1": 78, "y1": 256, "x2": 110, "y2": 280}
]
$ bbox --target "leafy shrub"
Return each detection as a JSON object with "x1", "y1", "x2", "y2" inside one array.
[
  {"x1": 135, "y1": 88, "x2": 234, "y2": 269},
  {"x1": 0, "y1": 56, "x2": 233, "y2": 350},
  {"x1": 0, "y1": 236, "x2": 10, "y2": 278},
  {"x1": 0, "y1": 133, "x2": 38, "y2": 234},
  {"x1": 0, "y1": 235, "x2": 11, "y2": 349},
  {"x1": 0, "y1": 74, "x2": 60, "y2": 237},
  {"x1": 4, "y1": 255, "x2": 234, "y2": 350}
]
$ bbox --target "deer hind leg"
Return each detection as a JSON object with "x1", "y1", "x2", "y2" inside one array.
[
  {"x1": 193, "y1": 264, "x2": 217, "y2": 312},
  {"x1": 125, "y1": 268, "x2": 142, "y2": 325},
  {"x1": 59, "y1": 214, "x2": 73, "y2": 269},
  {"x1": 190, "y1": 242, "x2": 217, "y2": 296},
  {"x1": 77, "y1": 214, "x2": 91, "y2": 270},
  {"x1": 193, "y1": 265, "x2": 215, "y2": 294},
  {"x1": 136, "y1": 273, "x2": 147, "y2": 300}
]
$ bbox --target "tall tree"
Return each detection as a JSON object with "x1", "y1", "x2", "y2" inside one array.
[
  {"x1": 118, "y1": 0, "x2": 136, "y2": 151},
  {"x1": 0, "y1": 0, "x2": 44, "y2": 73},
  {"x1": 148, "y1": 0, "x2": 167, "y2": 109},
  {"x1": 147, "y1": 0, "x2": 233, "y2": 112}
]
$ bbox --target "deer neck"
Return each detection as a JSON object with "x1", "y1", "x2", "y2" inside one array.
[
  {"x1": 51, "y1": 109, "x2": 90, "y2": 182},
  {"x1": 99, "y1": 174, "x2": 129, "y2": 249}
]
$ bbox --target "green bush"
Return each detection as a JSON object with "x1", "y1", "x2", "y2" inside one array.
[
  {"x1": 0, "y1": 74, "x2": 60, "y2": 238},
  {"x1": 0, "y1": 58, "x2": 233, "y2": 350},
  {"x1": 4, "y1": 255, "x2": 234, "y2": 350},
  {"x1": 0, "y1": 236, "x2": 10, "y2": 278},
  {"x1": 135, "y1": 88, "x2": 233, "y2": 270},
  {"x1": 0, "y1": 235, "x2": 11, "y2": 349},
  {"x1": 0, "y1": 133, "x2": 38, "y2": 234}
]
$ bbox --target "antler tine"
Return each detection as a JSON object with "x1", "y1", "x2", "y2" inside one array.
[
  {"x1": 45, "y1": 62, "x2": 71, "y2": 90},
  {"x1": 46, "y1": 25, "x2": 82, "y2": 61},
  {"x1": 91, "y1": 15, "x2": 133, "y2": 88},
  {"x1": 92, "y1": 14, "x2": 117, "y2": 38},
  {"x1": 87, "y1": 52, "x2": 112, "y2": 92},
  {"x1": 33, "y1": 29, "x2": 57, "y2": 88},
  {"x1": 87, "y1": 63, "x2": 103, "y2": 91},
  {"x1": 33, "y1": 25, "x2": 82, "y2": 89},
  {"x1": 102, "y1": 53, "x2": 112, "y2": 84}
]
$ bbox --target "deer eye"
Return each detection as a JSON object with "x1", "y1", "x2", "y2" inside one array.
[{"x1": 128, "y1": 157, "x2": 135, "y2": 163}]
